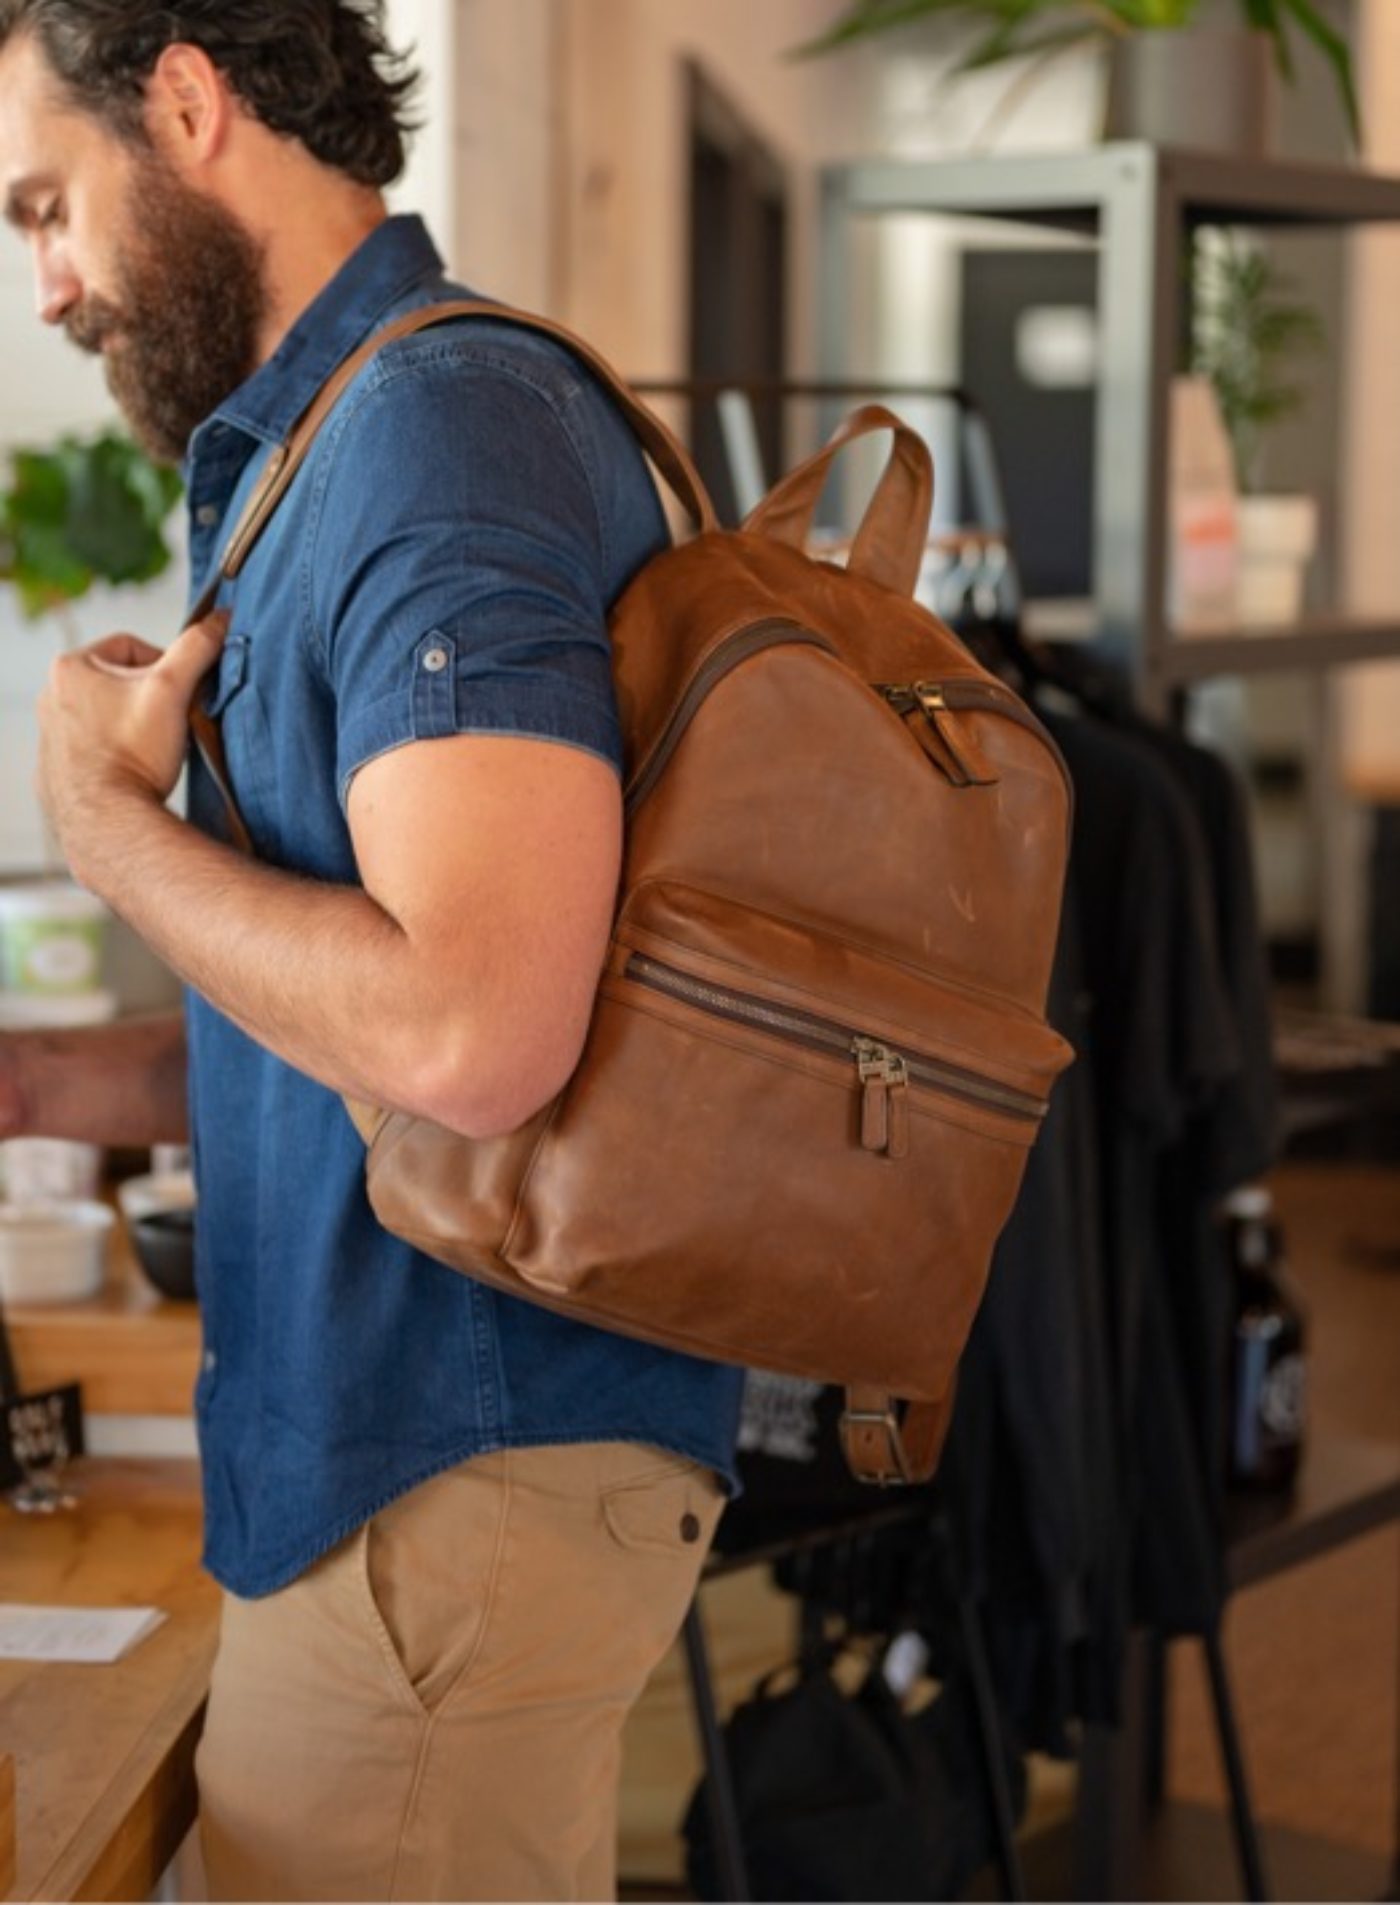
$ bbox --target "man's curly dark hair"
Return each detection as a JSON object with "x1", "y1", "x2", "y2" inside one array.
[{"x1": 0, "y1": 0, "x2": 420, "y2": 187}]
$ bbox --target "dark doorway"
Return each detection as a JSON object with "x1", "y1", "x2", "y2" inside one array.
[{"x1": 688, "y1": 65, "x2": 789, "y2": 523}]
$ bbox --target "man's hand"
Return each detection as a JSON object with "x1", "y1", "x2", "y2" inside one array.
[{"x1": 36, "y1": 613, "x2": 228, "y2": 892}]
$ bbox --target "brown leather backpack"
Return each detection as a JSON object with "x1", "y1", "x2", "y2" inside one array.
[{"x1": 191, "y1": 302, "x2": 1074, "y2": 1486}]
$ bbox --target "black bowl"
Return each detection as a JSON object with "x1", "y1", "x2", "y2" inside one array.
[{"x1": 130, "y1": 1207, "x2": 198, "y2": 1303}]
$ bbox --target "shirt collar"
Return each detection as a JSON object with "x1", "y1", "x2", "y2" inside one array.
[{"x1": 194, "y1": 213, "x2": 447, "y2": 453}]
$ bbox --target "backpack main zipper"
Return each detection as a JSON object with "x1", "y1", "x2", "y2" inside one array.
[
  {"x1": 625, "y1": 952, "x2": 1048, "y2": 1159},
  {"x1": 626, "y1": 619, "x2": 837, "y2": 816}
]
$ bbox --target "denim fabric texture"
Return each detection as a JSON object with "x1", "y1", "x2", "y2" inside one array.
[{"x1": 182, "y1": 216, "x2": 745, "y2": 1597}]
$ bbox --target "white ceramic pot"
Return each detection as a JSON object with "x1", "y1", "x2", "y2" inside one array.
[
  {"x1": 0, "y1": 884, "x2": 109, "y2": 996},
  {"x1": 1236, "y1": 494, "x2": 1319, "y2": 627},
  {"x1": 0, "y1": 1201, "x2": 114, "y2": 1305}
]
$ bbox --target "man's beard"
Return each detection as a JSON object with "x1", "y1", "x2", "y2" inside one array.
[{"x1": 65, "y1": 153, "x2": 268, "y2": 465}]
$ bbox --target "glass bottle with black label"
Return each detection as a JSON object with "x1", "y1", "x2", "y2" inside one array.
[{"x1": 1225, "y1": 1185, "x2": 1308, "y2": 1492}]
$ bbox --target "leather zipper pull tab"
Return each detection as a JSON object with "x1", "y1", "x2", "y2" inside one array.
[
  {"x1": 855, "y1": 1038, "x2": 890, "y2": 1153},
  {"x1": 914, "y1": 684, "x2": 999, "y2": 788},
  {"x1": 862, "y1": 1073, "x2": 890, "y2": 1153},
  {"x1": 856, "y1": 1040, "x2": 908, "y2": 1157},
  {"x1": 887, "y1": 1058, "x2": 910, "y2": 1161}
]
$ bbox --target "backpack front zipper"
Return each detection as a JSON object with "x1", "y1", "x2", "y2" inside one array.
[{"x1": 625, "y1": 952, "x2": 1048, "y2": 1159}]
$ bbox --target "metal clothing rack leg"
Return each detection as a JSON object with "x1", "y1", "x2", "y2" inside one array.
[
  {"x1": 682, "y1": 1594, "x2": 751, "y2": 1903},
  {"x1": 944, "y1": 1539, "x2": 1031, "y2": 1902},
  {"x1": 1202, "y1": 1625, "x2": 1273, "y2": 1903}
]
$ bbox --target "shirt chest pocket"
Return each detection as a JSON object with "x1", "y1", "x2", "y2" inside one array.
[{"x1": 204, "y1": 633, "x2": 280, "y2": 852}]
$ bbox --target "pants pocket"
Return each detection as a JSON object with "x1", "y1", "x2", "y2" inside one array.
[
  {"x1": 599, "y1": 1454, "x2": 724, "y2": 1559},
  {"x1": 359, "y1": 1456, "x2": 509, "y2": 1717}
]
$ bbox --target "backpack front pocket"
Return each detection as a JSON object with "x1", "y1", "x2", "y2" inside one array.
[{"x1": 501, "y1": 883, "x2": 1073, "y2": 1399}]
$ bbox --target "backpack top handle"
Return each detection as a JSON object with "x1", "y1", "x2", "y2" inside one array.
[{"x1": 742, "y1": 404, "x2": 935, "y2": 601}]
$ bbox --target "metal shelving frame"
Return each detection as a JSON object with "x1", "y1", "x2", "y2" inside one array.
[
  {"x1": 819, "y1": 143, "x2": 1400, "y2": 1901},
  {"x1": 819, "y1": 143, "x2": 1400, "y2": 717}
]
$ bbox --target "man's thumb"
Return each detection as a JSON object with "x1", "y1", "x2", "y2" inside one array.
[{"x1": 162, "y1": 612, "x2": 230, "y2": 694}]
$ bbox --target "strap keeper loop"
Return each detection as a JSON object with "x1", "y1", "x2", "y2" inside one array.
[{"x1": 839, "y1": 1405, "x2": 916, "y2": 1487}]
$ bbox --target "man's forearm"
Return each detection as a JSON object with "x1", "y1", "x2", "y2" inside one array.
[
  {"x1": 1, "y1": 1012, "x2": 189, "y2": 1146},
  {"x1": 76, "y1": 795, "x2": 475, "y2": 1124}
]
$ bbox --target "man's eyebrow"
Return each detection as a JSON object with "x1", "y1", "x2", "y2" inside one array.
[{"x1": 2, "y1": 173, "x2": 59, "y2": 227}]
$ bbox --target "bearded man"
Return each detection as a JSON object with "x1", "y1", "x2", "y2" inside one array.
[{"x1": 0, "y1": 5, "x2": 743, "y2": 1897}]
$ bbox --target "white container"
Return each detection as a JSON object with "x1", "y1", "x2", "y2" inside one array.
[
  {"x1": 1, "y1": 1139, "x2": 103, "y2": 1204},
  {"x1": 0, "y1": 883, "x2": 109, "y2": 996},
  {"x1": 0, "y1": 988, "x2": 119, "y2": 1031},
  {"x1": 1236, "y1": 495, "x2": 1319, "y2": 626},
  {"x1": 0, "y1": 1201, "x2": 114, "y2": 1305}
]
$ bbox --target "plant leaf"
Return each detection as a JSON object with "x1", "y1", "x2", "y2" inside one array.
[
  {"x1": 1276, "y1": 0, "x2": 1361, "y2": 146},
  {"x1": 1, "y1": 430, "x2": 183, "y2": 626},
  {"x1": 954, "y1": 18, "x2": 1099, "y2": 72}
]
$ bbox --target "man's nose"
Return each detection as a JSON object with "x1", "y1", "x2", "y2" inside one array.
[{"x1": 35, "y1": 245, "x2": 81, "y2": 327}]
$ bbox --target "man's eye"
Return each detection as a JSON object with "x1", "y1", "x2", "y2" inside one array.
[{"x1": 37, "y1": 204, "x2": 62, "y2": 230}]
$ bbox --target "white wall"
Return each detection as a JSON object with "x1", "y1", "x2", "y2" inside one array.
[
  {"x1": 443, "y1": 0, "x2": 869, "y2": 377},
  {"x1": 384, "y1": 0, "x2": 460, "y2": 245}
]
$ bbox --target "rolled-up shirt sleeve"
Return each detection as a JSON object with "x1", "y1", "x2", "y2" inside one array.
[{"x1": 307, "y1": 349, "x2": 626, "y2": 812}]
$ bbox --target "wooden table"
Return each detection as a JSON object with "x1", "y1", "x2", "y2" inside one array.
[{"x1": 0, "y1": 1459, "x2": 215, "y2": 1903}]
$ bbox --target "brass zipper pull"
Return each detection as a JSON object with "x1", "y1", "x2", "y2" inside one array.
[
  {"x1": 855, "y1": 1039, "x2": 910, "y2": 1158},
  {"x1": 875, "y1": 682, "x2": 998, "y2": 788},
  {"x1": 914, "y1": 684, "x2": 996, "y2": 787}
]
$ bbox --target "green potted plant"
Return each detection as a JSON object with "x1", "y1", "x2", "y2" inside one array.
[
  {"x1": 0, "y1": 429, "x2": 183, "y2": 648},
  {"x1": 796, "y1": 0, "x2": 1360, "y2": 157},
  {"x1": 1, "y1": 430, "x2": 183, "y2": 878},
  {"x1": 1191, "y1": 228, "x2": 1324, "y2": 623}
]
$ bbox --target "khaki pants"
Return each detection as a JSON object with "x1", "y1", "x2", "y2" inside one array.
[{"x1": 195, "y1": 1442, "x2": 724, "y2": 1902}]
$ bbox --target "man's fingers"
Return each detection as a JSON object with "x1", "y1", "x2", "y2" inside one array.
[{"x1": 156, "y1": 612, "x2": 232, "y2": 695}]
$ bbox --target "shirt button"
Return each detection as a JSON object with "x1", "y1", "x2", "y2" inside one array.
[
  {"x1": 203, "y1": 1349, "x2": 218, "y2": 1374},
  {"x1": 196, "y1": 504, "x2": 220, "y2": 529},
  {"x1": 422, "y1": 647, "x2": 449, "y2": 674},
  {"x1": 680, "y1": 1512, "x2": 702, "y2": 1544}
]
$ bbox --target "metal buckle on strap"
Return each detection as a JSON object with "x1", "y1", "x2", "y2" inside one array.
[{"x1": 839, "y1": 1407, "x2": 915, "y2": 1487}]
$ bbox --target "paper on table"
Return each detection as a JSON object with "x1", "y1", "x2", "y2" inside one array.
[{"x1": 0, "y1": 1605, "x2": 166, "y2": 1664}]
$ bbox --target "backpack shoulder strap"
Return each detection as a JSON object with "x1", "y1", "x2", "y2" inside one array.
[{"x1": 190, "y1": 298, "x2": 718, "y2": 622}]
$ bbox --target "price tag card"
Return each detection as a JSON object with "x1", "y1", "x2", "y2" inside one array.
[{"x1": 0, "y1": 1604, "x2": 166, "y2": 1663}]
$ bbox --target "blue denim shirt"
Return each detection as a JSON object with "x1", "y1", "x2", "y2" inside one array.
[{"x1": 182, "y1": 215, "x2": 744, "y2": 1598}]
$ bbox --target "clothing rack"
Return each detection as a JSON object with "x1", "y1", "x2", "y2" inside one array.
[{"x1": 683, "y1": 1486, "x2": 1030, "y2": 1903}]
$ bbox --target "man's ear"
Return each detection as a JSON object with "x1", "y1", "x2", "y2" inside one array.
[{"x1": 144, "y1": 42, "x2": 235, "y2": 167}]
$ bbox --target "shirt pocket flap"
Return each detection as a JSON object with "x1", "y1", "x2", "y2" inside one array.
[{"x1": 204, "y1": 634, "x2": 251, "y2": 719}]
